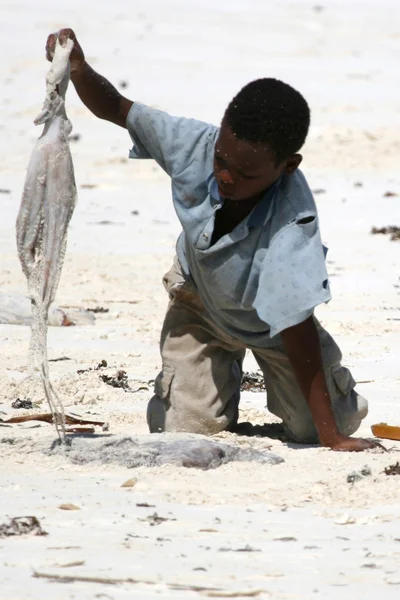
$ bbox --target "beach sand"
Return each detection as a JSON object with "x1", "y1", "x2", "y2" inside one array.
[{"x1": 0, "y1": 1, "x2": 399, "y2": 598}]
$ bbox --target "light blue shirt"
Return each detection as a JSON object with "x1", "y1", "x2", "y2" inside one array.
[{"x1": 127, "y1": 103, "x2": 331, "y2": 346}]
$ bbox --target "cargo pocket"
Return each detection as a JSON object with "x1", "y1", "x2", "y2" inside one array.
[
  {"x1": 330, "y1": 365, "x2": 356, "y2": 397},
  {"x1": 154, "y1": 365, "x2": 175, "y2": 407}
]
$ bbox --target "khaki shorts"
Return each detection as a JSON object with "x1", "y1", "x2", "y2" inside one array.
[{"x1": 147, "y1": 258, "x2": 368, "y2": 443}]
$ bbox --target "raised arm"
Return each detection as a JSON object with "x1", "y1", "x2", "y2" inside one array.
[{"x1": 46, "y1": 29, "x2": 132, "y2": 128}]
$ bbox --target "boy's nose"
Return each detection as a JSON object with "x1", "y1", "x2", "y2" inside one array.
[{"x1": 219, "y1": 168, "x2": 234, "y2": 185}]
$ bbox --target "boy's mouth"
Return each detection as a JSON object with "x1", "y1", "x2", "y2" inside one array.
[{"x1": 217, "y1": 183, "x2": 234, "y2": 199}]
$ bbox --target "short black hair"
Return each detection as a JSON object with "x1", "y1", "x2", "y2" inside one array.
[{"x1": 224, "y1": 78, "x2": 310, "y2": 163}]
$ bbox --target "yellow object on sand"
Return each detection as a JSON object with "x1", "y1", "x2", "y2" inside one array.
[{"x1": 371, "y1": 423, "x2": 400, "y2": 441}]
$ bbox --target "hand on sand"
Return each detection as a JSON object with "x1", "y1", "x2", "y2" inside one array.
[
  {"x1": 329, "y1": 435, "x2": 386, "y2": 452},
  {"x1": 46, "y1": 28, "x2": 85, "y2": 73}
]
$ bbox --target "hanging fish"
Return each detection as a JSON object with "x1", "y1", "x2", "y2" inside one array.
[{"x1": 16, "y1": 36, "x2": 77, "y2": 441}]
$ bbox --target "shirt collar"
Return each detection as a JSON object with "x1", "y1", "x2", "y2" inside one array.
[{"x1": 206, "y1": 172, "x2": 282, "y2": 227}]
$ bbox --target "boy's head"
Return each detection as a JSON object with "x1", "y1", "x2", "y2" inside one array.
[{"x1": 214, "y1": 78, "x2": 310, "y2": 201}]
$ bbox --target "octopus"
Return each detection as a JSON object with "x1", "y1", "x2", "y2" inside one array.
[{"x1": 16, "y1": 37, "x2": 77, "y2": 441}]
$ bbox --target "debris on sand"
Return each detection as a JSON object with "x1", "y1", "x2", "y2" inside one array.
[
  {"x1": 77, "y1": 359, "x2": 107, "y2": 375},
  {"x1": 11, "y1": 398, "x2": 33, "y2": 410},
  {"x1": 99, "y1": 369, "x2": 130, "y2": 390},
  {"x1": 371, "y1": 226, "x2": 400, "y2": 241},
  {"x1": 384, "y1": 462, "x2": 400, "y2": 476},
  {"x1": 371, "y1": 423, "x2": 400, "y2": 441},
  {"x1": 241, "y1": 371, "x2": 265, "y2": 392},
  {"x1": 218, "y1": 545, "x2": 261, "y2": 552},
  {"x1": 77, "y1": 360, "x2": 134, "y2": 392},
  {"x1": 85, "y1": 306, "x2": 109, "y2": 314},
  {"x1": 347, "y1": 465, "x2": 372, "y2": 484},
  {"x1": 139, "y1": 512, "x2": 176, "y2": 526},
  {"x1": 1, "y1": 412, "x2": 105, "y2": 429},
  {"x1": 0, "y1": 516, "x2": 47, "y2": 538}
]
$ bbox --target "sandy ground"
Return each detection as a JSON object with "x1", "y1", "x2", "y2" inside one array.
[{"x1": 1, "y1": 0, "x2": 400, "y2": 598}]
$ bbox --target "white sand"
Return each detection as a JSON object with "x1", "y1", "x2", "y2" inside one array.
[{"x1": 1, "y1": 1, "x2": 400, "y2": 598}]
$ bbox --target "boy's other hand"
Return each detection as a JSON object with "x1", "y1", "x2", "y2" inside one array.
[
  {"x1": 46, "y1": 28, "x2": 85, "y2": 73},
  {"x1": 329, "y1": 435, "x2": 385, "y2": 452}
]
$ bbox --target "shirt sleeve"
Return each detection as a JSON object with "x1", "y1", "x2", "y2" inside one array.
[
  {"x1": 126, "y1": 102, "x2": 218, "y2": 179},
  {"x1": 253, "y1": 215, "x2": 332, "y2": 338}
]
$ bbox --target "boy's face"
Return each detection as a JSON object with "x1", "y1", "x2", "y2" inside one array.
[{"x1": 214, "y1": 121, "x2": 302, "y2": 201}]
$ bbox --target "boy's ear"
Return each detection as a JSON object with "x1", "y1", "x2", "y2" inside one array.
[{"x1": 285, "y1": 153, "x2": 302, "y2": 174}]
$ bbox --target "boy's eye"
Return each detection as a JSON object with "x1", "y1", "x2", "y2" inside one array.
[{"x1": 239, "y1": 172, "x2": 256, "y2": 180}]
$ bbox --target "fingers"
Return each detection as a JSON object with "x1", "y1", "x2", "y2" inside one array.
[
  {"x1": 58, "y1": 28, "x2": 76, "y2": 47},
  {"x1": 45, "y1": 33, "x2": 57, "y2": 62},
  {"x1": 370, "y1": 440, "x2": 388, "y2": 452},
  {"x1": 45, "y1": 28, "x2": 76, "y2": 61},
  {"x1": 330, "y1": 436, "x2": 388, "y2": 452}
]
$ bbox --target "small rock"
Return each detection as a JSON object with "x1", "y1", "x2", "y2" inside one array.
[
  {"x1": 58, "y1": 503, "x2": 81, "y2": 511},
  {"x1": 121, "y1": 478, "x2": 137, "y2": 488},
  {"x1": 335, "y1": 514, "x2": 356, "y2": 525}
]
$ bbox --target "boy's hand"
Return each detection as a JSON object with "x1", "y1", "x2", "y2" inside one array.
[
  {"x1": 46, "y1": 28, "x2": 85, "y2": 73},
  {"x1": 328, "y1": 435, "x2": 385, "y2": 452}
]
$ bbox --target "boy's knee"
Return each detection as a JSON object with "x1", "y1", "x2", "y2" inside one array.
[
  {"x1": 334, "y1": 390, "x2": 368, "y2": 436},
  {"x1": 147, "y1": 394, "x2": 238, "y2": 436}
]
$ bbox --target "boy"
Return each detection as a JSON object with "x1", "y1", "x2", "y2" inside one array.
[{"x1": 46, "y1": 29, "x2": 377, "y2": 452}]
